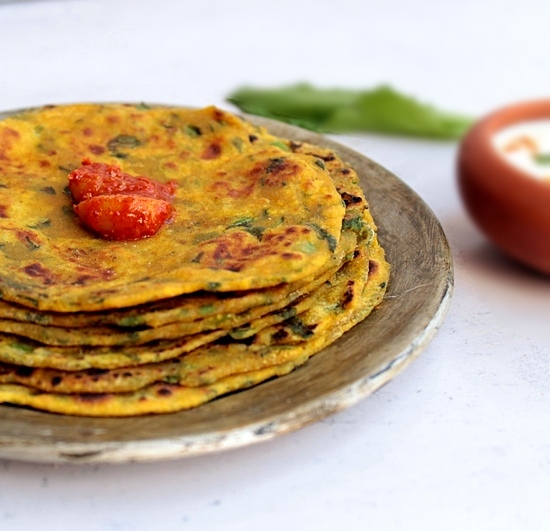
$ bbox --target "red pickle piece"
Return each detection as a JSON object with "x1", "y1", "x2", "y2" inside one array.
[
  {"x1": 68, "y1": 158, "x2": 177, "y2": 203},
  {"x1": 68, "y1": 159, "x2": 177, "y2": 241},
  {"x1": 74, "y1": 195, "x2": 174, "y2": 241}
]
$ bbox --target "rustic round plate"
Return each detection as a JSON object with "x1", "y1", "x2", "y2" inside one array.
[{"x1": 0, "y1": 111, "x2": 453, "y2": 464}]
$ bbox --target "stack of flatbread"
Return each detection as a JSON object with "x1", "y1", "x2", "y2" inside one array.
[{"x1": 0, "y1": 104, "x2": 389, "y2": 416}]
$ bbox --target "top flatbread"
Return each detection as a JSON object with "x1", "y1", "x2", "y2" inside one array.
[{"x1": 0, "y1": 104, "x2": 345, "y2": 312}]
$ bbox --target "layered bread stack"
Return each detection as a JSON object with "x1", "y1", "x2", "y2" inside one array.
[{"x1": 0, "y1": 104, "x2": 389, "y2": 416}]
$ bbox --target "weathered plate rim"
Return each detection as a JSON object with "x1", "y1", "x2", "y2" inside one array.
[{"x1": 0, "y1": 106, "x2": 454, "y2": 464}]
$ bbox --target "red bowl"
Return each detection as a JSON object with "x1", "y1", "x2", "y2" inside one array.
[{"x1": 457, "y1": 100, "x2": 550, "y2": 274}]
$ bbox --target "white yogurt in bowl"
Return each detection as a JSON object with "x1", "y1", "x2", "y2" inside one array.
[{"x1": 493, "y1": 119, "x2": 550, "y2": 182}]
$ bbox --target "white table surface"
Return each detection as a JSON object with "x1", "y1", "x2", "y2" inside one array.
[{"x1": 0, "y1": 1, "x2": 549, "y2": 529}]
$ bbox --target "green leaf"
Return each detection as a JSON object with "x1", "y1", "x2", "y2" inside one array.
[
  {"x1": 297, "y1": 241, "x2": 317, "y2": 254},
  {"x1": 342, "y1": 215, "x2": 367, "y2": 236},
  {"x1": 286, "y1": 317, "x2": 314, "y2": 339},
  {"x1": 307, "y1": 223, "x2": 337, "y2": 253},
  {"x1": 107, "y1": 135, "x2": 142, "y2": 154},
  {"x1": 118, "y1": 316, "x2": 145, "y2": 327},
  {"x1": 184, "y1": 125, "x2": 202, "y2": 138},
  {"x1": 314, "y1": 159, "x2": 326, "y2": 170},
  {"x1": 534, "y1": 153, "x2": 550, "y2": 165},
  {"x1": 227, "y1": 217, "x2": 254, "y2": 229},
  {"x1": 27, "y1": 219, "x2": 51, "y2": 229},
  {"x1": 231, "y1": 137, "x2": 245, "y2": 152},
  {"x1": 199, "y1": 304, "x2": 215, "y2": 315},
  {"x1": 25, "y1": 236, "x2": 40, "y2": 251},
  {"x1": 270, "y1": 141, "x2": 291, "y2": 152},
  {"x1": 227, "y1": 83, "x2": 473, "y2": 140},
  {"x1": 326, "y1": 86, "x2": 473, "y2": 139},
  {"x1": 11, "y1": 342, "x2": 34, "y2": 352},
  {"x1": 228, "y1": 83, "x2": 356, "y2": 131},
  {"x1": 244, "y1": 226, "x2": 265, "y2": 240}
]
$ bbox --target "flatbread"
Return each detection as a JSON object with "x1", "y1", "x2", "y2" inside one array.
[
  {"x1": 0, "y1": 104, "x2": 345, "y2": 311},
  {"x1": 0, "y1": 136, "x2": 368, "y2": 328}
]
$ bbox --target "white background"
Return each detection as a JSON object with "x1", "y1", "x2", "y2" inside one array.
[{"x1": 0, "y1": 1, "x2": 549, "y2": 530}]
